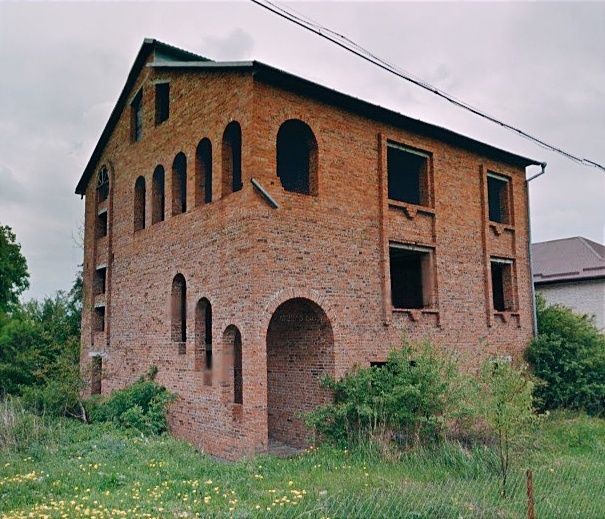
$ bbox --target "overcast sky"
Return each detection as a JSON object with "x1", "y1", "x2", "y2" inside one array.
[{"x1": 1, "y1": 1, "x2": 604, "y2": 300}]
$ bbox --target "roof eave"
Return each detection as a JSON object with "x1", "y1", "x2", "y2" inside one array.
[{"x1": 251, "y1": 61, "x2": 541, "y2": 168}]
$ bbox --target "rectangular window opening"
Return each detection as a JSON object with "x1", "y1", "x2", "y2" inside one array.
[
  {"x1": 387, "y1": 143, "x2": 430, "y2": 206},
  {"x1": 94, "y1": 267, "x2": 107, "y2": 296},
  {"x1": 491, "y1": 259, "x2": 514, "y2": 312},
  {"x1": 370, "y1": 361, "x2": 387, "y2": 368},
  {"x1": 389, "y1": 244, "x2": 433, "y2": 310},
  {"x1": 91, "y1": 356, "x2": 102, "y2": 395},
  {"x1": 155, "y1": 83, "x2": 170, "y2": 125},
  {"x1": 94, "y1": 306, "x2": 105, "y2": 332},
  {"x1": 131, "y1": 90, "x2": 143, "y2": 142},
  {"x1": 96, "y1": 210, "x2": 108, "y2": 239},
  {"x1": 487, "y1": 173, "x2": 511, "y2": 224}
]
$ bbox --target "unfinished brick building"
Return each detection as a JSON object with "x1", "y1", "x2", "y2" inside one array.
[{"x1": 77, "y1": 39, "x2": 541, "y2": 459}]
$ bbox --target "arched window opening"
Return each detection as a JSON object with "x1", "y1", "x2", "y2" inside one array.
[
  {"x1": 96, "y1": 166, "x2": 110, "y2": 203},
  {"x1": 222, "y1": 122, "x2": 242, "y2": 196},
  {"x1": 172, "y1": 152, "x2": 187, "y2": 216},
  {"x1": 134, "y1": 176, "x2": 146, "y2": 231},
  {"x1": 223, "y1": 325, "x2": 243, "y2": 404},
  {"x1": 195, "y1": 139, "x2": 213, "y2": 206},
  {"x1": 195, "y1": 298, "x2": 213, "y2": 385},
  {"x1": 171, "y1": 274, "x2": 187, "y2": 350},
  {"x1": 276, "y1": 119, "x2": 318, "y2": 195},
  {"x1": 152, "y1": 166, "x2": 165, "y2": 224}
]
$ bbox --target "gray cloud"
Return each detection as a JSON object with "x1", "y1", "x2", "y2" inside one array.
[
  {"x1": 0, "y1": 1, "x2": 603, "y2": 301},
  {"x1": 202, "y1": 28, "x2": 255, "y2": 60}
]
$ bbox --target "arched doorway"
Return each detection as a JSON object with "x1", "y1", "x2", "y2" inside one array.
[{"x1": 266, "y1": 298, "x2": 334, "y2": 448}]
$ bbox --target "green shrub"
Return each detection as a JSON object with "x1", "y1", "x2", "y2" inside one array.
[
  {"x1": 306, "y1": 341, "x2": 470, "y2": 448},
  {"x1": 88, "y1": 378, "x2": 175, "y2": 435},
  {"x1": 20, "y1": 341, "x2": 84, "y2": 418},
  {"x1": 526, "y1": 295, "x2": 605, "y2": 416}
]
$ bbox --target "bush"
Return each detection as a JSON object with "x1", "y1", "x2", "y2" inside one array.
[
  {"x1": 306, "y1": 341, "x2": 471, "y2": 448},
  {"x1": 526, "y1": 295, "x2": 605, "y2": 416},
  {"x1": 87, "y1": 377, "x2": 175, "y2": 435}
]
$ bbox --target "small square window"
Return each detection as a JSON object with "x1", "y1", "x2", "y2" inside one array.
[
  {"x1": 94, "y1": 306, "x2": 105, "y2": 332},
  {"x1": 96, "y1": 210, "x2": 108, "y2": 239},
  {"x1": 155, "y1": 83, "x2": 170, "y2": 125},
  {"x1": 389, "y1": 244, "x2": 433, "y2": 309},
  {"x1": 491, "y1": 259, "x2": 514, "y2": 311},
  {"x1": 131, "y1": 90, "x2": 143, "y2": 142},
  {"x1": 387, "y1": 143, "x2": 430, "y2": 206},
  {"x1": 487, "y1": 173, "x2": 511, "y2": 224},
  {"x1": 94, "y1": 267, "x2": 107, "y2": 296}
]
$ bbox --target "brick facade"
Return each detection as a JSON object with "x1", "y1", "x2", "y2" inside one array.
[{"x1": 78, "y1": 40, "x2": 537, "y2": 459}]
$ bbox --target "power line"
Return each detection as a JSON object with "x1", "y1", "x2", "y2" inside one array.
[{"x1": 250, "y1": 0, "x2": 605, "y2": 173}]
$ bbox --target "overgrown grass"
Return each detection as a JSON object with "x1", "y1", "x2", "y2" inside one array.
[{"x1": 1, "y1": 407, "x2": 603, "y2": 518}]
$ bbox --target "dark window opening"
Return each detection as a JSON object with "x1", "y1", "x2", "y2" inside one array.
[
  {"x1": 96, "y1": 210, "x2": 108, "y2": 239},
  {"x1": 223, "y1": 325, "x2": 243, "y2": 404},
  {"x1": 389, "y1": 245, "x2": 433, "y2": 309},
  {"x1": 276, "y1": 119, "x2": 318, "y2": 195},
  {"x1": 155, "y1": 83, "x2": 169, "y2": 125},
  {"x1": 94, "y1": 306, "x2": 105, "y2": 332},
  {"x1": 195, "y1": 138, "x2": 213, "y2": 205},
  {"x1": 195, "y1": 298, "x2": 213, "y2": 381},
  {"x1": 171, "y1": 274, "x2": 187, "y2": 345},
  {"x1": 94, "y1": 267, "x2": 107, "y2": 296},
  {"x1": 222, "y1": 121, "x2": 242, "y2": 196},
  {"x1": 96, "y1": 167, "x2": 110, "y2": 203},
  {"x1": 172, "y1": 153, "x2": 187, "y2": 216},
  {"x1": 134, "y1": 176, "x2": 146, "y2": 231},
  {"x1": 131, "y1": 90, "x2": 143, "y2": 142},
  {"x1": 152, "y1": 166, "x2": 165, "y2": 224},
  {"x1": 370, "y1": 361, "x2": 387, "y2": 368},
  {"x1": 91, "y1": 356, "x2": 102, "y2": 395},
  {"x1": 491, "y1": 260, "x2": 514, "y2": 312},
  {"x1": 487, "y1": 174, "x2": 511, "y2": 224},
  {"x1": 234, "y1": 333, "x2": 243, "y2": 404},
  {"x1": 387, "y1": 143, "x2": 429, "y2": 206}
]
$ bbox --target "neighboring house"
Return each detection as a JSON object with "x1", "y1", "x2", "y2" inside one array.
[
  {"x1": 76, "y1": 39, "x2": 540, "y2": 459},
  {"x1": 533, "y1": 237, "x2": 605, "y2": 330}
]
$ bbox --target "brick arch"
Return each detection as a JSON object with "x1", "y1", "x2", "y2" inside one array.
[
  {"x1": 263, "y1": 287, "x2": 335, "y2": 331},
  {"x1": 266, "y1": 296, "x2": 335, "y2": 448}
]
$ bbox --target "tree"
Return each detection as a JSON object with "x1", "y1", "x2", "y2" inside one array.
[
  {"x1": 0, "y1": 273, "x2": 82, "y2": 402},
  {"x1": 0, "y1": 224, "x2": 29, "y2": 314},
  {"x1": 478, "y1": 361, "x2": 536, "y2": 498}
]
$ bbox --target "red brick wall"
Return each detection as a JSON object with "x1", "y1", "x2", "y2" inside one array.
[{"x1": 80, "y1": 61, "x2": 534, "y2": 459}]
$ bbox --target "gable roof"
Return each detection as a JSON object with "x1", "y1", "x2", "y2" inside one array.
[
  {"x1": 532, "y1": 237, "x2": 605, "y2": 284},
  {"x1": 75, "y1": 39, "x2": 209, "y2": 195},
  {"x1": 75, "y1": 39, "x2": 541, "y2": 195}
]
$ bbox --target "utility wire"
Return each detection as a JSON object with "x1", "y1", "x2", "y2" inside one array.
[{"x1": 250, "y1": 0, "x2": 605, "y2": 172}]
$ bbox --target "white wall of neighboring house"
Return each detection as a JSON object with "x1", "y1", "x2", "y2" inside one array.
[{"x1": 536, "y1": 278, "x2": 605, "y2": 330}]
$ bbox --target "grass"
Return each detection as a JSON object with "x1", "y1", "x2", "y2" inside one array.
[{"x1": 1, "y1": 406, "x2": 604, "y2": 518}]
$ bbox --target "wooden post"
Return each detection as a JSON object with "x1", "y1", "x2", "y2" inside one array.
[{"x1": 526, "y1": 469, "x2": 535, "y2": 519}]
